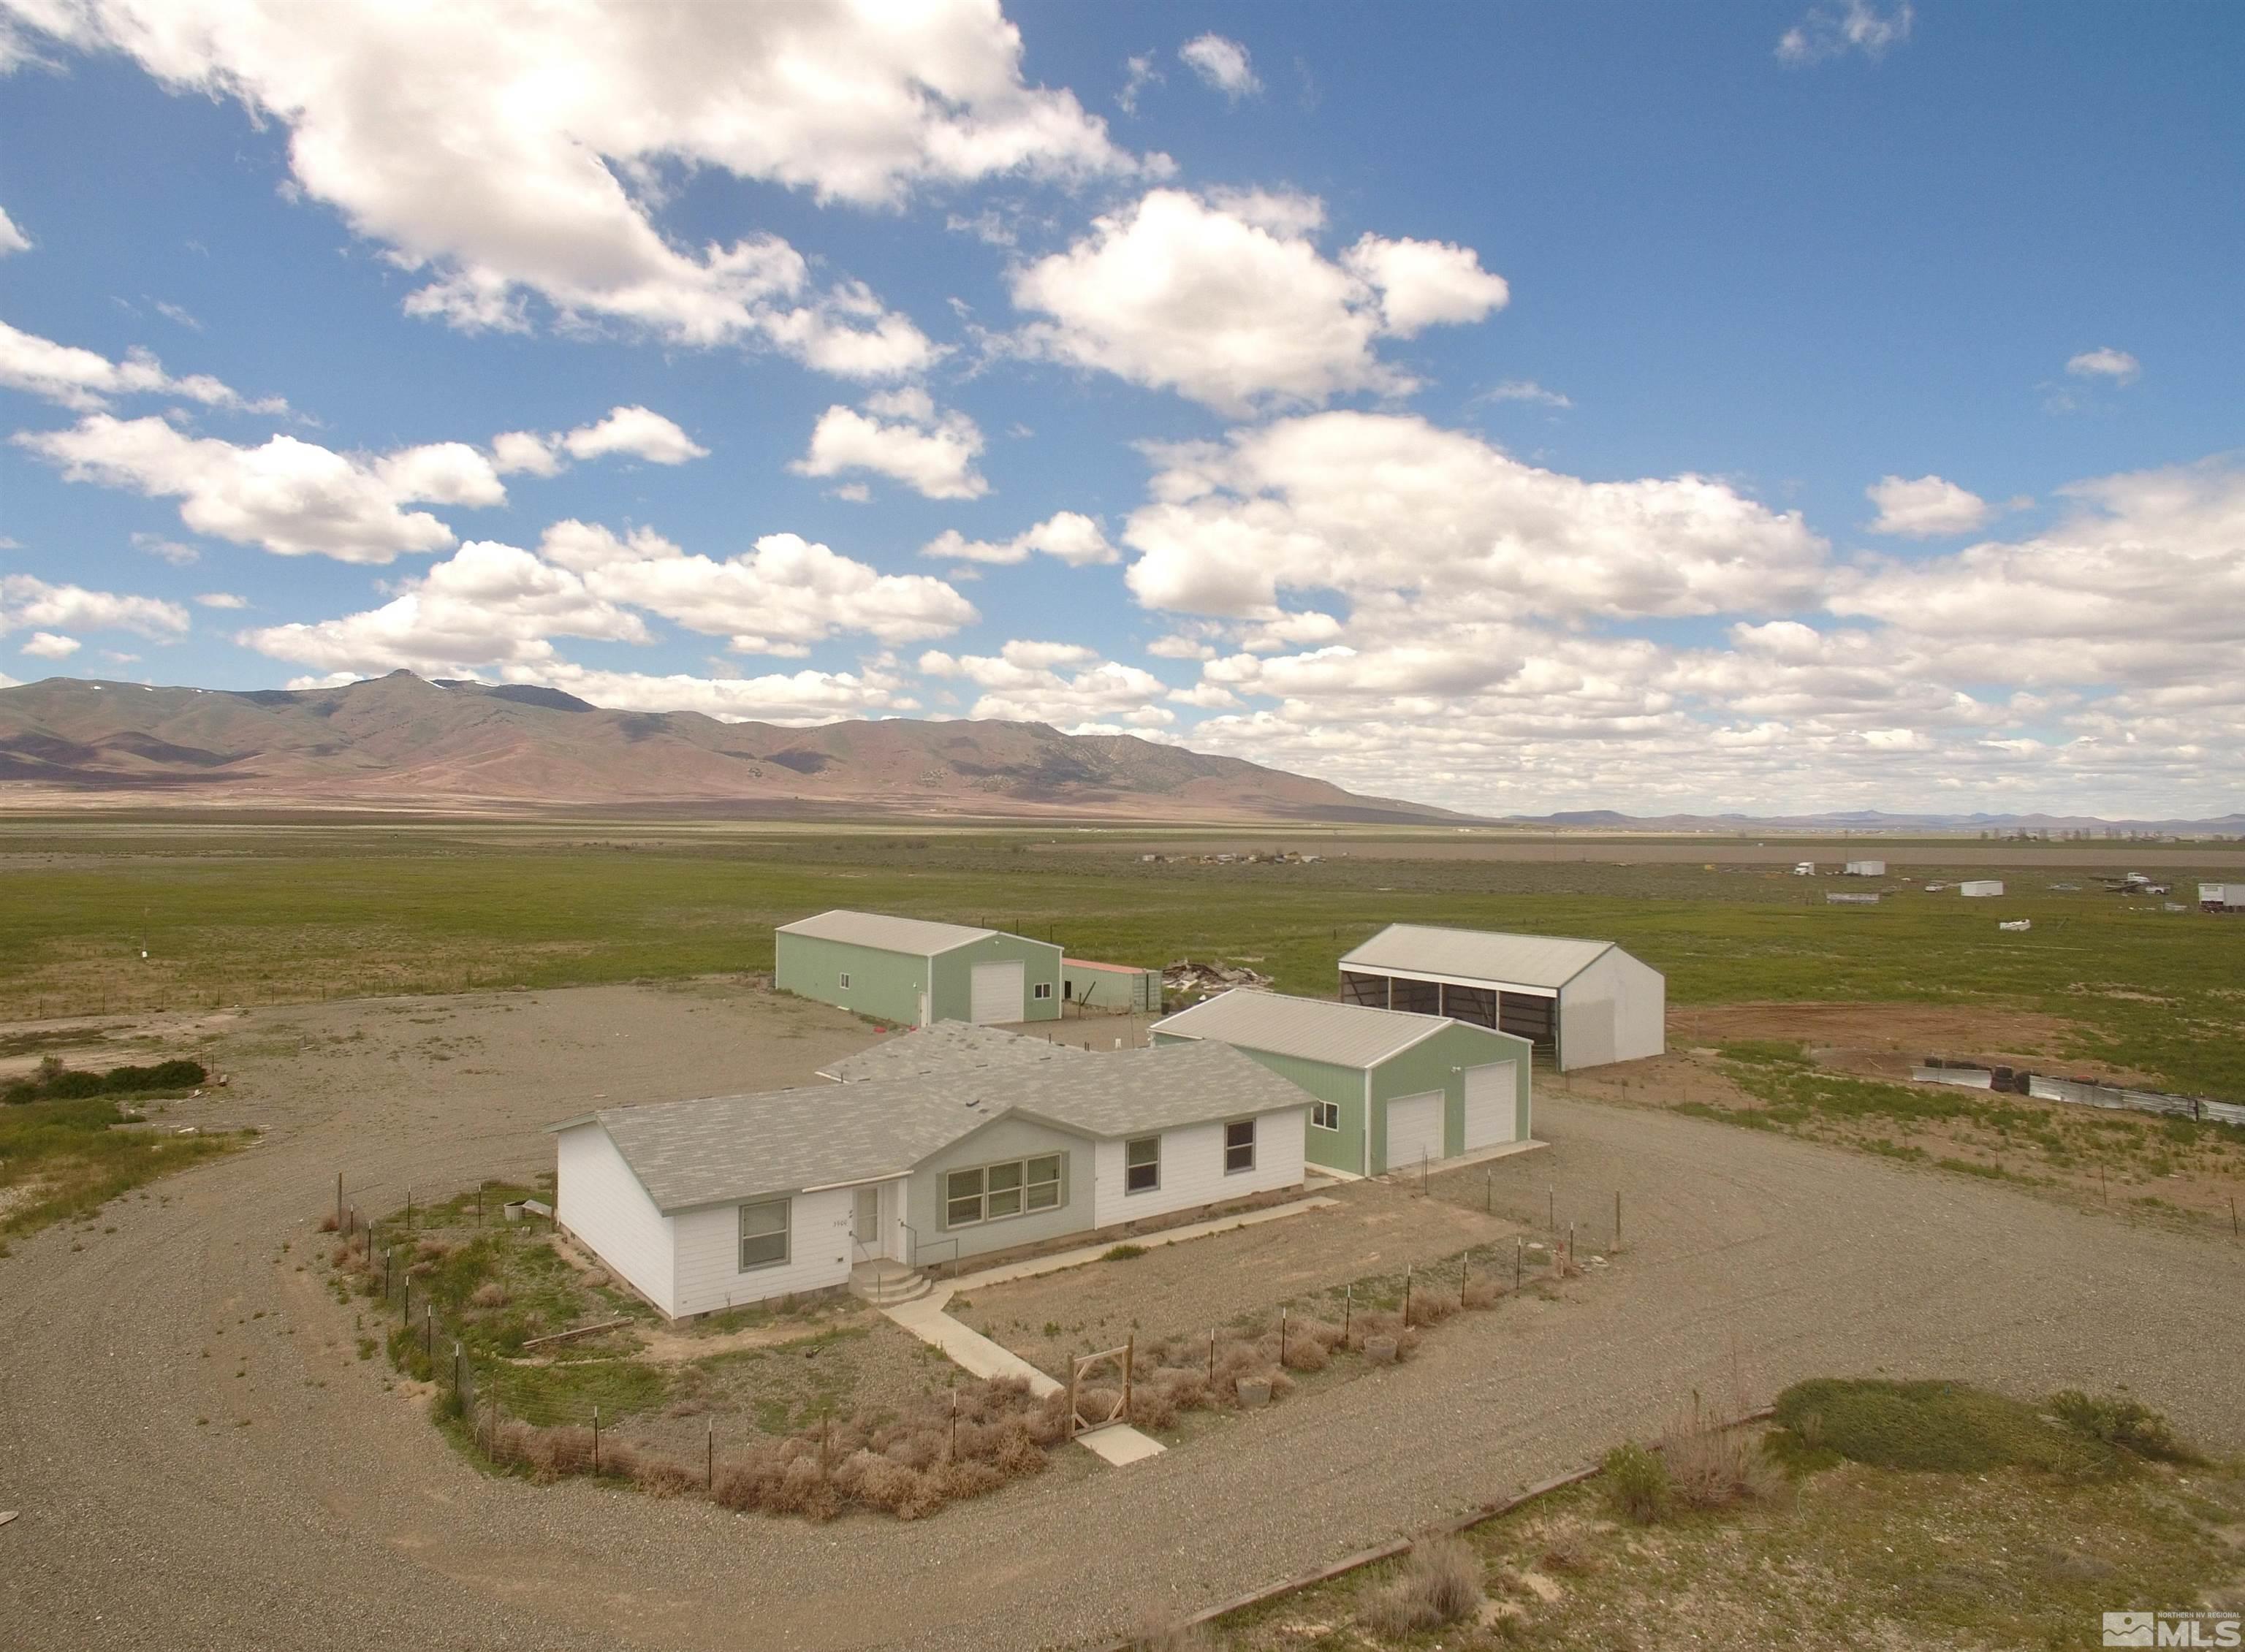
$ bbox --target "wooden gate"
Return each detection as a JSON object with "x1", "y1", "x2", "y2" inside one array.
[{"x1": 1067, "y1": 1335, "x2": 1135, "y2": 1437}]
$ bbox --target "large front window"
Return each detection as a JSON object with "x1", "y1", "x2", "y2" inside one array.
[
  {"x1": 945, "y1": 1154, "x2": 1064, "y2": 1227},
  {"x1": 738, "y1": 1198, "x2": 789, "y2": 1271}
]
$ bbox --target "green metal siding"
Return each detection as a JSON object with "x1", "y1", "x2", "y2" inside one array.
[
  {"x1": 908, "y1": 1114, "x2": 1094, "y2": 1263},
  {"x1": 773, "y1": 932, "x2": 929, "y2": 1027},
  {"x1": 1152, "y1": 1035, "x2": 1364, "y2": 1175},
  {"x1": 1062, "y1": 961, "x2": 1161, "y2": 1013},
  {"x1": 928, "y1": 932, "x2": 1064, "y2": 1024},
  {"x1": 1367, "y1": 1023, "x2": 1535, "y2": 1174}
]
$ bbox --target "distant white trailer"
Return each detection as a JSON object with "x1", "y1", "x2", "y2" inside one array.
[
  {"x1": 1792, "y1": 861, "x2": 1816, "y2": 876},
  {"x1": 1959, "y1": 880, "x2": 2004, "y2": 898},
  {"x1": 2203, "y1": 883, "x2": 2244, "y2": 913},
  {"x1": 1843, "y1": 859, "x2": 1885, "y2": 876}
]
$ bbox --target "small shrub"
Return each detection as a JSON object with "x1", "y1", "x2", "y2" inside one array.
[
  {"x1": 1660, "y1": 1415, "x2": 1785, "y2": 1510},
  {"x1": 632, "y1": 1456, "x2": 699, "y2": 1499},
  {"x1": 469, "y1": 1281, "x2": 510, "y2": 1310},
  {"x1": 1461, "y1": 1279, "x2": 1505, "y2": 1310},
  {"x1": 1602, "y1": 1441, "x2": 1671, "y2": 1524},
  {"x1": 1279, "y1": 1333, "x2": 1329, "y2": 1373},
  {"x1": 2048, "y1": 1390, "x2": 2200, "y2": 1463},
  {"x1": 1359, "y1": 1537, "x2": 1485, "y2": 1636},
  {"x1": 1104, "y1": 1243, "x2": 1147, "y2": 1261},
  {"x1": 1538, "y1": 1518, "x2": 1598, "y2": 1575},
  {"x1": 1404, "y1": 1286, "x2": 1459, "y2": 1328}
]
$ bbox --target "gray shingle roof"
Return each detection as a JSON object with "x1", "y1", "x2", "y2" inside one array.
[
  {"x1": 776, "y1": 908, "x2": 1000, "y2": 955},
  {"x1": 560, "y1": 1035, "x2": 1307, "y2": 1212},
  {"x1": 1150, "y1": 989, "x2": 1463, "y2": 1068},
  {"x1": 1339, "y1": 924, "x2": 1619, "y2": 990},
  {"x1": 819, "y1": 1020, "x2": 1090, "y2": 1083}
]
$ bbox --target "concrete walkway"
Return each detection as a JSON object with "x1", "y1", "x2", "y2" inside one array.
[
  {"x1": 881, "y1": 1193, "x2": 1342, "y2": 1468},
  {"x1": 879, "y1": 1293, "x2": 1166, "y2": 1466}
]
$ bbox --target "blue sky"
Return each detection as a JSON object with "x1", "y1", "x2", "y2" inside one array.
[{"x1": 1, "y1": 1, "x2": 2239, "y2": 815}]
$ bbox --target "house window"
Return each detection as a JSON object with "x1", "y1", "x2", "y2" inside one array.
[
  {"x1": 1033, "y1": 981, "x2": 1052, "y2": 1000},
  {"x1": 1310, "y1": 1100, "x2": 1341, "y2": 1131},
  {"x1": 738, "y1": 1198, "x2": 789, "y2": 1271},
  {"x1": 838, "y1": 972, "x2": 851, "y2": 989},
  {"x1": 1224, "y1": 1119, "x2": 1256, "y2": 1173},
  {"x1": 1125, "y1": 1135, "x2": 1160, "y2": 1194},
  {"x1": 945, "y1": 1154, "x2": 1065, "y2": 1227}
]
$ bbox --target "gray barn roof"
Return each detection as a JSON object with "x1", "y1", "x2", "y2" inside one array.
[
  {"x1": 1150, "y1": 989, "x2": 1465, "y2": 1069},
  {"x1": 1340, "y1": 924, "x2": 1619, "y2": 991},
  {"x1": 555, "y1": 1035, "x2": 1306, "y2": 1212},
  {"x1": 819, "y1": 1020, "x2": 1090, "y2": 1083},
  {"x1": 776, "y1": 908, "x2": 1004, "y2": 956}
]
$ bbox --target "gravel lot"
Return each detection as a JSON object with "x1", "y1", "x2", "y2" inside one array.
[{"x1": 3, "y1": 980, "x2": 2242, "y2": 1651}]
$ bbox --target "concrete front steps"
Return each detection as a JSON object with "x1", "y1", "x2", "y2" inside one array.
[{"x1": 848, "y1": 1258, "x2": 932, "y2": 1306}]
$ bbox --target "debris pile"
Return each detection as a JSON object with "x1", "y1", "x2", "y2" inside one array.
[{"x1": 1163, "y1": 959, "x2": 1272, "y2": 998}]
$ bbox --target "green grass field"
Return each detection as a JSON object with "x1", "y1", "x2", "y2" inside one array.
[{"x1": 4, "y1": 821, "x2": 2242, "y2": 1096}]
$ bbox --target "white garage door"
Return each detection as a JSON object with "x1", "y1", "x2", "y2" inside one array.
[
  {"x1": 968, "y1": 959, "x2": 1025, "y2": 1024},
  {"x1": 1385, "y1": 1090, "x2": 1445, "y2": 1173},
  {"x1": 1462, "y1": 1061, "x2": 1519, "y2": 1150}
]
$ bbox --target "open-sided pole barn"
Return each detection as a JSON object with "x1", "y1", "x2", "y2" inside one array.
[{"x1": 1337, "y1": 924, "x2": 1664, "y2": 1071}]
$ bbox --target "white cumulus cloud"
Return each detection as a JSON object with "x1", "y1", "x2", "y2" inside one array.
[
  {"x1": 12, "y1": 1, "x2": 1156, "y2": 368},
  {"x1": 1, "y1": 572, "x2": 191, "y2": 639},
  {"x1": 242, "y1": 538, "x2": 650, "y2": 677},
  {"x1": 1178, "y1": 34, "x2": 1259, "y2": 99},
  {"x1": 20, "y1": 630, "x2": 80, "y2": 658},
  {"x1": 921, "y1": 510, "x2": 1117, "y2": 566},
  {"x1": 1866, "y1": 474, "x2": 1994, "y2": 537},
  {"x1": 1009, "y1": 189, "x2": 1508, "y2": 413},
  {"x1": 791, "y1": 397, "x2": 987, "y2": 500},
  {"x1": 1777, "y1": 1, "x2": 1914, "y2": 64},
  {"x1": 920, "y1": 639, "x2": 1173, "y2": 727},
  {"x1": 490, "y1": 406, "x2": 710, "y2": 475},
  {"x1": 15, "y1": 414, "x2": 491, "y2": 562},
  {"x1": 0, "y1": 319, "x2": 284, "y2": 413},
  {"x1": 539, "y1": 519, "x2": 977, "y2": 654},
  {"x1": 0, "y1": 205, "x2": 29, "y2": 255},
  {"x1": 2066, "y1": 346, "x2": 2141, "y2": 384},
  {"x1": 1122, "y1": 411, "x2": 1827, "y2": 620}
]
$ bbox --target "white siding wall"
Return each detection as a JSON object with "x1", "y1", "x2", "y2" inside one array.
[
  {"x1": 1560, "y1": 949, "x2": 1665, "y2": 1069},
  {"x1": 554, "y1": 1125, "x2": 677, "y2": 1317},
  {"x1": 1093, "y1": 1106, "x2": 1307, "y2": 1228},
  {"x1": 671, "y1": 1185, "x2": 854, "y2": 1318}
]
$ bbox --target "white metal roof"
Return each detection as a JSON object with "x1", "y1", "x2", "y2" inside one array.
[
  {"x1": 1339, "y1": 924, "x2": 1617, "y2": 990},
  {"x1": 1150, "y1": 988, "x2": 1481, "y2": 1069},
  {"x1": 777, "y1": 908, "x2": 1004, "y2": 956}
]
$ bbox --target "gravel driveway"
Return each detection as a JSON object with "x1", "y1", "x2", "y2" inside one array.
[{"x1": 4, "y1": 982, "x2": 2241, "y2": 1652}]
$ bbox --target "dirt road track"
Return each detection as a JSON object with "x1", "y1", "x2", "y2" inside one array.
[{"x1": 4, "y1": 986, "x2": 2241, "y2": 1651}]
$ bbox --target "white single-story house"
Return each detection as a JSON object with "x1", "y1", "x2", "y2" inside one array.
[{"x1": 550, "y1": 1031, "x2": 1308, "y2": 1319}]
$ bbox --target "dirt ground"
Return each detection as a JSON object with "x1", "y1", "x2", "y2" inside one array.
[
  {"x1": 1552, "y1": 1001, "x2": 2245, "y2": 1230},
  {"x1": 959, "y1": 1175, "x2": 1525, "y2": 1379},
  {"x1": 4, "y1": 966, "x2": 2245, "y2": 1652},
  {"x1": 0, "y1": 974, "x2": 880, "y2": 1146}
]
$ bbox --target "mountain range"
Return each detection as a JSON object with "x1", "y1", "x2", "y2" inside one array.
[{"x1": 0, "y1": 671, "x2": 1464, "y2": 823}]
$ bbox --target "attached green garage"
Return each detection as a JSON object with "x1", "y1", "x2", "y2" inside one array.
[
  {"x1": 775, "y1": 910, "x2": 1063, "y2": 1029},
  {"x1": 1148, "y1": 989, "x2": 1535, "y2": 1177}
]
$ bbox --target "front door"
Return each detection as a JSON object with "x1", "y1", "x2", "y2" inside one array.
[{"x1": 853, "y1": 1184, "x2": 883, "y2": 1260}]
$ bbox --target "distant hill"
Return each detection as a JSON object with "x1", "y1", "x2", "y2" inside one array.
[{"x1": 0, "y1": 671, "x2": 1470, "y2": 823}]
